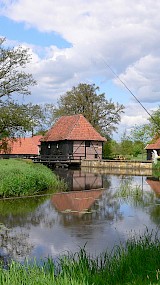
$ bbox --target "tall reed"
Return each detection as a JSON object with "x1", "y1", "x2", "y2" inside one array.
[{"x1": 0, "y1": 231, "x2": 159, "y2": 285}]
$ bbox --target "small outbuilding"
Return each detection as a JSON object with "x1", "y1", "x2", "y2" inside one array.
[
  {"x1": 145, "y1": 137, "x2": 160, "y2": 160},
  {"x1": 40, "y1": 114, "x2": 107, "y2": 160},
  {"x1": 0, "y1": 135, "x2": 42, "y2": 158}
]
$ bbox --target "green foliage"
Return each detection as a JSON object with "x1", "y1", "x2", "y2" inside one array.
[
  {"x1": 103, "y1": 139, "x2": 120, "y2": 159},
  {"x1": 130, "y1": 107, "x2": 160, "y2": 145},
  {"x1": 54, "y1": 83, "x2": 124, "y2": 136},
  {"x1": 0, "y1": 38, "x2": 38, "y2": 151},
  {"x1": 103, "y1": 135, "x2": 146, "y2": 160},
  {"x1": 132, "y1": 140, "x2": 144, "y2": 157},
  {"x1": 0, "y1": 159, "x2": 65, "y2": 197},
  {"x1": 0, "y1": 102, "x2": 33, "y2": 142},
  {"x1": 130, "y1": 124, "x2": 152, "y2": 144},
  {"x1": 0, "y1": 37, "x2": 36, "y2": 100},
  {"x1": 119, "y1": 131, "x2": 133, "y2": 156},
  {"x1": 0, "y1": 232, "x2": 159, "y2": 285},
  {"x1": 148, "y1": 107, "x2": 160, "y2": 137},
  {"x1": 117, "y1": 131, "x2": 146, "y2": 159},
  {"x1": 152, "y1": 161, "x2": 160, "y2": 178},
  {"x1": 103, "y1": 141, "x2": 113, "y2": 159}
]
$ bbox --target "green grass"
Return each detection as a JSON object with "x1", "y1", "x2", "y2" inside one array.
[
  {"x1": 0, "y1": 231, "x2": 160, "y2": 285},
  {"x1": 0, "y1": 159, "x2": 66, "y2": 197}
]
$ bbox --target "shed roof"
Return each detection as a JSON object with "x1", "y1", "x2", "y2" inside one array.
[
  {"x1": 0, "y1": 135, "x2": 42, "y2": 155},
  {"x1": 145, "y1": 137, "x2": 160, "y2": 150},
  {"x1": 41, "y1": 114, "x2": 107, "y2": 142}
]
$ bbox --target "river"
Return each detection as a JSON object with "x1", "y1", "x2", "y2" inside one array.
[{"x1": 0, "y1": 167, "x2": 159, "y2": 263}]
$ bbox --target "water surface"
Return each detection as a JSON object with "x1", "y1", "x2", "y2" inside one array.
[{"x1": 0, "y1": 168, "x2": 159, "y2": 262}]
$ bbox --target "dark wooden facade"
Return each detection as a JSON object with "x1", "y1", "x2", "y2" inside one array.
[
  {"x1": 40, "y1": 114, "x2": 106, "y2": 161},
  {"x1": 40, "y1": 139, "x2": 103, "y2": 160},
  {"x1": 40, "y1": 140, "x2": 73, "y2": 157}
]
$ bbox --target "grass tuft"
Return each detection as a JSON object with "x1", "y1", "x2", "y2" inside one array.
[{"x1": 0, "y1": 159, "x2": 66, "y2": 197}]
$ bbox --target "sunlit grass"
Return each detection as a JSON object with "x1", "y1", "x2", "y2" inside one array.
[
  {"x1": 0, "y1": 159, "x2": 66, "y2": 197},
  {"x1": 0, "y1": 231, "x2": 160, "y2": 285}
]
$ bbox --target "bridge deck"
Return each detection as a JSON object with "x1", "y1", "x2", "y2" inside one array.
[{"x1": 32, "y1": 155, "x2": 84, "y2": 167}]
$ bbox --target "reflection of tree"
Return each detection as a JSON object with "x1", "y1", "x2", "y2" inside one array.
[
  {"x1": 149, "y1": 205, "x2": 160, "y2": 226},
  {"x1": 115, "y1": 176, "x2": 160, "y2": 226},
  {"x1": 0, "y1": 196, "x2": 47, "y2": 216},
  {"x1": 102, "y1": 174, "x2": 111, "y2": 189},
  {"x1": 0, "y1": 199, "x2": 58, "y2": 261},
  {"x1": 115, "y1": 176, "x2": 155, "y2": 207},
  {"x1": 0, "y1": 196, "x2": 55, "y2": 228},
  {"x1": 0, "y1": 228, "x2": 34, "y2": 260}
]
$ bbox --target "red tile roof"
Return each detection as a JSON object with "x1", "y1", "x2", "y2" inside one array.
[
  {"x1": 0, "y1": 135, "x2": 42, "y2": 155},
  {"x1": 41, "y1": 114, "x2": 107, "y2": 142},
  {"x1": 145, "y1": 137, "x2": 160, "y2": 150}
]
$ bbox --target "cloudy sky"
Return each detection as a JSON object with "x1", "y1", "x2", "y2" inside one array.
[{"x1": 0, "y1": 0, "x2": 160, "y2": 139}]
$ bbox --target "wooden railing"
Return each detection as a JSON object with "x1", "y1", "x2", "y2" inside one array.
[
  {"x1": 33, "y1": 154, "x2": 85, "y2": 162},
  {"x1": 0, "y1": 154, "x2": 38, "y2": 159}
]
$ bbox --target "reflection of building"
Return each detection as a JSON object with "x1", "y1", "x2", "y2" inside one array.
[
  {"x1": 51, "y1": 189, "x2": 104, "y2": 216},
  {"x1": 54, "y1": 169, "x2": 103, "y2": 191},
  {"x1": 52, "y1": 169, "x2": 104, "y2": 216},
  {"x1": 146, "y1": 178, "x2": 160, "y2": 195}
]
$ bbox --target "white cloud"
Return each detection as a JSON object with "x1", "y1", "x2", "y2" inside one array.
[
  {"x1": 114, "y1": 102, "x2": 153, "y2": 140},
  {"x1": 116, "y1": 55, "x2": 160, "y2": 103},
  {"x1": 1, "y1": 0, "x2": 160, "y2": 131}
]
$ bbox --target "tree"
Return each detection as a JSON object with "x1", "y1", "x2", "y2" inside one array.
[
  {"x1": 0, "y1": 37, "x2": 36, "y2": 100},
  {"x1": 120, "y1": 131, "x2": 133, "y2": 157},
  {"x1": 0, "y1": 102, "x2": 31, "y2": 138},
  {"x1": 54, "y1": 83, "x2": 124, "y2": 136},
  {"x1": 103, "y1": 137, "x2": 120, "y2": 159},
  {"x1": 130, "y1": 124, "x2": 152, "y2": 145},
  {"x1": 129, "y1": 106, "x2": 160, "y2": 146},
  {"x1": 148, "y1": 106, "x2": 160, "y2": 137},
  {"x1": 0, "y1": 38, "x2": 36, "y2": 150}
]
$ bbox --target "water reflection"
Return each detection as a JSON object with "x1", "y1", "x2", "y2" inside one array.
[
  {"x1": 146, "y1": 177, "x2": 160, "y2": 196},
  {"x1": 54, "y1": 168, "x2": 105, "y2": 191},
  {"x1": 0, "y1": 169, "x2": 159, "y2": 263}
]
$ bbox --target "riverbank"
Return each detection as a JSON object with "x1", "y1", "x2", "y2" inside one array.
[
  {"x1": 0, "y1": 232, "x2": 159, "y2": 285},
  {"x1": 0, "y1": 159, "x2": 65, "y2": 197}
]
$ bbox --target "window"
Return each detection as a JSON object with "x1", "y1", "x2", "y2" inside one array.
[{"x1": 85, "y1": 141, "x2": 91, "y2": 147}]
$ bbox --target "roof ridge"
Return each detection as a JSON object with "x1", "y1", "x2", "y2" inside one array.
[
  {"x1": 41, "y1": 114, "x2": 106, "y2": 142},
  {"x1": 65, "y1": 114, "x2": 80, "y2": 139}
]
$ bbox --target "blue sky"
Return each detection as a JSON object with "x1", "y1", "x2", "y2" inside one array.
[
  {"x1": 1, "y1": 0, "x2": 160, "y2": 140},
  {"x1": 0, "y1": 15, "x2": 71, "y2": 48}
]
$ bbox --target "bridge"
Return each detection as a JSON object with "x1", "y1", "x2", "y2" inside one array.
[
  {"x1": 0, "y1": 153, "x2": 84, "y2": 167},
  {"x1": 32, "y1": 154, "x2": 85, "y2": 168}
]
